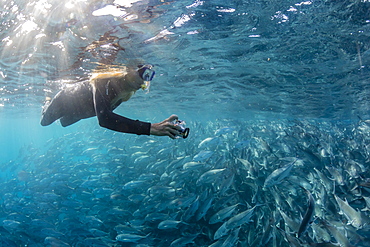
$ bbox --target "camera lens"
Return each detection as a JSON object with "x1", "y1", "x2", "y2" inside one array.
[{"x1": 182, "y1": 128, "x2": 190, "y2": 139}]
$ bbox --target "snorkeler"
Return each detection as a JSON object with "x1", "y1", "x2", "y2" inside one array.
[{"x1": 40, "y1": 64, "x2": 182, "y2": 139}]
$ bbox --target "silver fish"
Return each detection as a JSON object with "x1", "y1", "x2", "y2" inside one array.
[
  {"x1": 276, "y1": 227, "x2": 301, "y2": 247},
  {"x1": 263, "y1": 160, "x2": 296, "y2": 189},
  {"x1": 277, "y1": 207, "x2": 300, "y2": 232},
  {"x1": 311, "y1": 223, "x2": 331, "y2": 242},
  {"x1": 225, "y1": 205, "x2": 257, "y2": 231},
  {"x1": 213, "y1": 222, "x2": 228, "y2": 240},
  {"x1": 2, "y1": 220, "x2": 22, "y2": 233},
  {"x1": 193, "y1": 150, "x2": 214, "y2": 162},
  {"x1": 334, "y1": 194, "x2": 367, "y2": 229},
  {"x1": 116, "y1": 233, "x2": 148, "y2": 243},
  {"x1": 170, "y1": 234, "x2": 197, "y2": 247},
  {"x1": 122, "y1": 180, "x2": 148, "y2": 191},
  {"x1": 221, "y1": 227, "x2": 240, "y2": 247},
  {"x1": 196, "y1": 196, "x2": 214, "y2": 221},
  {"x1": 44, "y1": 237, "x2": 70, "y2": 247},
  {"x1": 196, "y1": 168, "x2": 226, "y2": 185},
  {"x1": 183, "y1": 162, "x2": 207, "y2": 171},
  {"x1": 314, "y1": 167, "x2": 334, "y2": 193},
  {"x1": 209, "y1": 204, "x2": 239, "y2": 224},
  {"x1": 363, "y1": 196, "x2": 370, "y2": 211},
  {"x1": 325, "y1": 166, "x2": 345, "y2": 186},
  {"x1": 297, "y1": 189, "x2": 315, "y2": 238},
  {"x1": 198, "y1": 137, "x2": 221, "y2": 149},
  {"x1": 321, "y1": 220, "x2": 352, "y2": 247},
  {"x1": 158, "y1": 220, "x2": 186, "y2": 230},
  {"x1": 214, "y1": 205, "x2": 257, "y2": 240}
]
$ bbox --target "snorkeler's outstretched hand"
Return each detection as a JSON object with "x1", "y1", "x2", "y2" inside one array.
[{"x1": 150, "y1": 114, "x2": 181, "y2": 139}]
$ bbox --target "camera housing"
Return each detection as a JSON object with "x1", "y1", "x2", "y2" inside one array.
[{"x1": 174, "y1": 120, "x2": 190, "y2": 139}]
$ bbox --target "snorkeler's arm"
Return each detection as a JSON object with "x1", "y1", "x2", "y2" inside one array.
[{"x1": 92, "y1": 84, "x2": 151, "y2": 135}]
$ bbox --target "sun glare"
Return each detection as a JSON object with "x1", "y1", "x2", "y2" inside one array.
[{"x1": 114, "y1": 0, "x2": 143, "y2": 8}]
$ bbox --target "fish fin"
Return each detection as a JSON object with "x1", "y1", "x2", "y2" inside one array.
[{"x1": 361, "y1": 207, "x2": 370, "y2": 212}]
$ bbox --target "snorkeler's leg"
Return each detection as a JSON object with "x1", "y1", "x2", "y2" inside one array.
[
  {"x1": 40, "y1": 91, "x2": 66, "y2": 126},
  {"x1": 59, "y1": 116, "x2": 81, "y2": 127},
  {"x1": 41, "y1": 81, "x2": 95, "y2": 127}
]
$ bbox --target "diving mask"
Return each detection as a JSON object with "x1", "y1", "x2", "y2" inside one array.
[{"x1": 137, "y1": 64, "x2": 155, "y2": 93}]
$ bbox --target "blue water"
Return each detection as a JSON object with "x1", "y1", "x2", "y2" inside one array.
[{"x1": 0, "y1": 0, "x2": 370, "y2": 246}]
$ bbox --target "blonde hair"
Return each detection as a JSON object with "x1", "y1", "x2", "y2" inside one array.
[{"x1": 90, "y1": 66, "x2": 128, "y2": 85}]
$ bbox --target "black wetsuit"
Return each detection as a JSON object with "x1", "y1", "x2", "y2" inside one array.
[{"x1": 41, "y1": 80, "x2": 151, "y2": 135}]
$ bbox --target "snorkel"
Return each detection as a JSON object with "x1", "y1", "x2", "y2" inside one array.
[
  {"x1": 137, "y1": 64, "x2": 155, "y2": 93},
  {"x1": 141, "y1": 81, "x2": 151, "y2": 92}
]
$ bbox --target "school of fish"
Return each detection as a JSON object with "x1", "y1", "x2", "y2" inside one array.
[{"x1": 0, "y1": 118, "x2": 370, "y2": 246}]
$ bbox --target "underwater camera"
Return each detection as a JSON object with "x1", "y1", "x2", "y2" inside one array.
[{"x1": 173, "y1": 120, "x2": 190, "y2": 139}]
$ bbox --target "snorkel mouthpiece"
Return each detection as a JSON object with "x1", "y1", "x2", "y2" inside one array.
[{"x1": 141, "y1": 81, "x2": 151, "y2": 93}]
